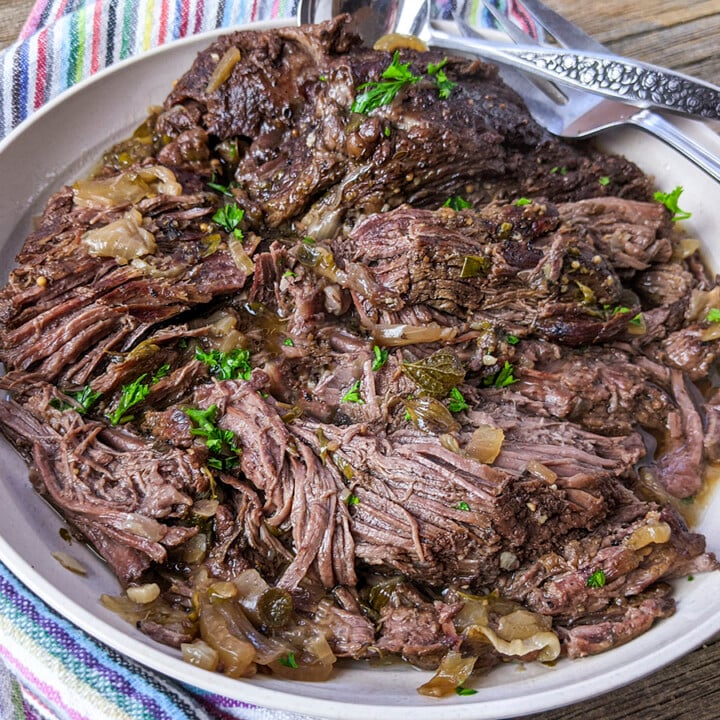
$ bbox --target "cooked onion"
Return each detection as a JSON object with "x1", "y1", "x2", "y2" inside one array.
[
  {"x1": 126, "y1": 583, "x2": 161, "y2": 604},
  {"x1": 466, "y1": 425, "x2": 504, "y2": 464},
  {"x1": 206, "y1": 47, "x2": 241, "y2": 94},
  {"x1": 625, "y1": 521, "x2": 672, "y2": 550},
  {"x1": 525, "y1": 460, "x2": 558, "y2": 484},
  {"x1": 468, "y1": 620, "x2": 560, "y2": 662},
  {"x1": 181, "y1": 639, "x2": 219, "y2": 671},
  {"x1": 51, "y1": 551, "x2": 87, "y2": 576},
  {"x1": 228, "y1": 239, "x2": 255, "y2": 274},
  {"x1": 198, "y1": 597, "x2": 256, "y2": 678},
  {"x1": 372, "y1": 323, "x2": 458, "y2": 346},
  {"x1": 81, "y1": 209, "x2": 156, "y2": 264},
  {"x1": 417, "y1": 650, "x2": 476, "y2": 697},
  {"x1": 373, "y1": 33, "x2": 428, "y2": 52},
  {"x1": 74, "y1": 166, "x2": 181, "y2": 208}
]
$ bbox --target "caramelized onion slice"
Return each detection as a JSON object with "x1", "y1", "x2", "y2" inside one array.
[
  {"x1": 417, "y1": 650, "x2": 476, "y2": 697},
  {"x1": 466, "y1": 425, "x2": 504, "y2": 464},
  {"x1": 81, "y1": 209, "x2": 156, "y2": 265}
]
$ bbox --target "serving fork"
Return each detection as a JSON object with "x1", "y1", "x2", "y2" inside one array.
[{"x1": 458, "y1": 0, "x2": 720, "y2": 183}]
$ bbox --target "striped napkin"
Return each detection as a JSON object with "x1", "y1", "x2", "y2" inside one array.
[{"x1": 0, "y1": 1, "x2": 532, "y2": 718}]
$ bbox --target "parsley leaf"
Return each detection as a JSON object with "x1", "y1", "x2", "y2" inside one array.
[
  {"x1": 279, "y1": 652, "x2": 299, "y2": 669},
  {"x1": 212, "y1": 203, "x2": 245, "y2": 239},
  {"x1": 352, "y1": 51, "x2": 422, "y2": 114},
  {"x1": 447, "y1": 387, "x2": 469, "y2": 413},
  {"x1": 426, "y1": 58, "x2": 457, "y2": 99},
  {"x1": 186, "y1": 404, "x2": 241, "y2": 471},
  {"x1": 455, "y1": 501, "x2": 471, "y2": 511},
  {"x1": 455, "y1": 686, "x2": 477, "y2": 696},
  {"x1": 107, "y1": 374, "x2": 151, "y2": 425},
  {"x1": 52, "y1": 385, "x2": 103, "y2": 415},
  {"x1": 707, "y1": 308, "x2": 720, "y2": 323},
  {"x1": 283, "y1": 337, "x2": 295, "y2": 347},
  {"x1": 550, "y1": 165, "x2": 568, "y2": 176},
  {"x1": 598, "y1": 175, "x2": 611, "y2": 186},
  {"x1": 341, "y1": 380, "x2": 365, "y2": 404},
  {"x1": 207, "y1": 176, "x2": 235, "y2": 197},
  {"x1": 513, "y1": 197, "x2": 532, "y2": 206},
  {"x1": 152, "y1": 363, "x2": 171, "y2": 382},
  {"x1": 586, "y1": 569, "x2": 607, "y2": 588},
  {"x1": 442, "y1": 196, "x2": 472, "y2": 211},
  {"x1": 196, "y1": 347, "x2": 252, "y2": 381},
  {"x1": 653, "y1": 186, "x2": 691, "y2": 221},
  {"x1": 506, "y1": 334, "x2": 520, "y2": 345},
  {"x1": 347, "y1": 494, "x2": 360, "y2": 506},
  {"x1": 483, "y1": 361, "x2": 517, "y2": 389},
  {"x1": 372, "y1": 345, "x2": 389, "y2": 372}
]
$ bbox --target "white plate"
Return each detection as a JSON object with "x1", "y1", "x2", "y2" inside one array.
[{"x1": 2, "y1": 21, "x2": 720, "y2": 720}]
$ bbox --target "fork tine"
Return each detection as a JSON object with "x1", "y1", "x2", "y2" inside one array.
[
  {"x1": 515, "y1": 0, "x2": 607, "y2": 52},
  {"x1": 478, "y1": 0, "x2": 540, "y2": 46},
  {"x1": 474, "y1": 0, "x2": 568, "y2": 105}
]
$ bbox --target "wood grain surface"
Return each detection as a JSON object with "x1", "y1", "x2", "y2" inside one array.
[{"x1": 1, "y1": 1, "x2": 720, "y2": 719}]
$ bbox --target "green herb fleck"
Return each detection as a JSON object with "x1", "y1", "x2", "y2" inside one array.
[
  {"x1": 186, "y1": 404, "x2": 241, "y2": 471},
  {"x1": 550, "y1": 165, "x2": 568, "y2": 176},
  {"x1": 302, "y1": 236, "x2": 316, "y2": 245},
  {"x1": 341, "y1": 380, "x2": 364, "y2": 404},
  {"x1": 52, "y1": 385, "x2": 103, "y2": 415},
  {"x1": 319, "y1": 74, "x2": 328, "y2": 82},
  {"x1": 442, "y1": 195, "x2": 472, "y2": 211},
  {"x1": 384, "y1": 125, "x2": 391, "y2": 137},
  {"x1": 513, "y1": 197, "x2": 532, "y2": 206},
  {"x1": 212, "y1": 203, "x2": 245, "y2": 239},
  {"x1": 347, "y1": 494, "x2": 360, "y2": 506},
  {"x1": 279, "y1": 652, "x2": 299, "y2": 669},
  {"x1": 152, "y1": 363, "x2": 171, "y2": 382},
  {"x1": 455, "y1": 501, "x2": 471, "y2": 512},
  {"x1": 403, "y1": 408, "x2": 412, "y2": 422},
  {"x1": 506, "y1": 334, "x2": 520, "y2": 345},
  {"x1": 455, "y1": 686, "x2": 477, "y2": 696},
  {"x1": 196, "y1": 347, "x2": 252, "y2": 381},
  {"x1": 688, "y1": 575, "x2": 695, "y2": 581},
  {"x1": 207, "y1": 176, "x2": 235, "y2": 197},
  {"x1": 448, "y1": 387, "x2": 469, "y2": 413},
  {"x1": 282, "y1": 269, "x2": 297, "y2": 279},
  {"x1": 372, "y1": 345, "x2": 389, "y2": 372},
  {"x1": 283, "y1": 337, "x2": 295, "y2": 347},
  {"x1": 427, "y1": 58, "x2": 457, "y2": 99},
  {"x1": 107, "y1": 374, "x2": 151, "y2": 425},
  {"x1": 352, "y1": 51, "x2": 422, "y2": 114},
  {"x1": 653, "y1": 186, "x2": 691, "y2": 221},
  {"x1": 598, "y1": 175, "x2": 611, "y2": 186},
  {"x1": 483, "y1": 361, "x2": 517, "y2": 389},
  {"x1": 629, "y1": 313, "x2": 643, "y2": 326},
  {"x1": 586, "y1": 569, "x2": 607, "y2": 588},
  {"x1": 707, "y1": 308, "x2": 720, "y2": 323}
]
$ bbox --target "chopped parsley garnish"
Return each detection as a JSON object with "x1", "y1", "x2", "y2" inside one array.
[
  {"x1": 153, "y1": 363, "x2": 171, "y2": 381},
  {"x1": 319, "y1": 74, "x2": 328, "y2": 82},
  {"x1": 707, "y1": 308, "x2": 720, "y2": 323},
  {"x1": 279, "y1": 652, "x2": 299, "y2": 669},
  {"x1": 212, "y1": 202, "x2": 245, "y2": 239},
  {"x1": 586, "y1": 569, "x2": 607, "y2": 588},
  {"x1": 403, "y1": 407, "x2": 412, "y2": 422},
  {"x1": 283, "y1": 337, "x2": 295, "y2": 347},
  {"x1": 506, "y1": 334, "x2": 520, "y2": 345},
  {"x1": 186, "y1": 404, "x2": 241, "y2": 472},
  {"x1": 372, "y1": 345, "x2": 389, "y2": 372},
  {"x1": 352, "y1": 51, "x2": 422, "y2": 114},
  {"x1": 447, "y1": 387, "x2": 469, "y2": 413},
  {"x1": 455, "y1": 686, "x2": 477, "y2": 696},
  {"x1": 550, "y1": 165, "x2": 568, "y2": 176},
  {"x1": 107, "y1": 374, "x2": 151, "y2": 425},
  {"x1": 282, "y1": 269, "x2": 297, "y2": 279},
  {"x1": 455, "y1": 501, "x2": 471, "y2": 512},
  {"x1": 443, "y1": 195, "x2": 472, "y2": 211},
  {"x1": 52, "y1": 385, "x2": 103, "y2": 415},
  {"x1": 341, "y1": 380, "x2": 364, "y2": 404},
  {"x1": 483, "y1": 361, "x2": 517, "y2": 389},
  {"x1": 629, "y1": 313, "x2": 643, "y2": 326},
  {"x1": 207, "y1": 176, "x2": 235, "y2": 197},
  {"x1": 653, "y1": 185, "x2": 691, "y2": 221},
  {"x1": 196, "y1": 347, "x2": 252, "y2": 381},
  {"x1": 384, "y1": 125, "x2": 391, "y2": 137},
  {"x1": 513, "y1": 197, "x2": 532, "y2": 206},
  {"x1": 598, "y1": 175, "x2": 611, "y2": 186},
  {"x1": 427, "y1": 58, "x2": 457, "y2": 99},
  {"x1": 302, "y1": 236, "x2": 316, "y2": 245},
  {"x1": 347, "y1": 494, "x2": 360, "y2": 506}
]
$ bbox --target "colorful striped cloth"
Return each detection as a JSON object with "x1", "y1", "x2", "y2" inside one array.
[{"x1": 0, "y1": 1, "x2": 530, "y2": 718}]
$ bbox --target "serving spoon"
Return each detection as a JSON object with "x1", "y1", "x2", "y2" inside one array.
[{"x1": 298, "y1": 0, "x2": 720, "y2": 122}]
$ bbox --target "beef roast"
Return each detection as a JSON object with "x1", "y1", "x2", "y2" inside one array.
[{"x1": 0, "y1": 17, "x2": 717, "y2": 690}]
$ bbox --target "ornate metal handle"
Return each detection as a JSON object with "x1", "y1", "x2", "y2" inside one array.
[{"x1": 430, "y1": 31, "x2": 720, "y2": 122}]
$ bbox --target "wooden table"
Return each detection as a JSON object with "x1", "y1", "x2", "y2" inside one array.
[{"x1": 2, "y1": 2, "x2": 720, "y2": 719}]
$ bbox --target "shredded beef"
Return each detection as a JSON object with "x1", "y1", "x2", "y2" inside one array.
[{"x1": 0, "y1": 17, "x2": 717, "y2": 689}]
